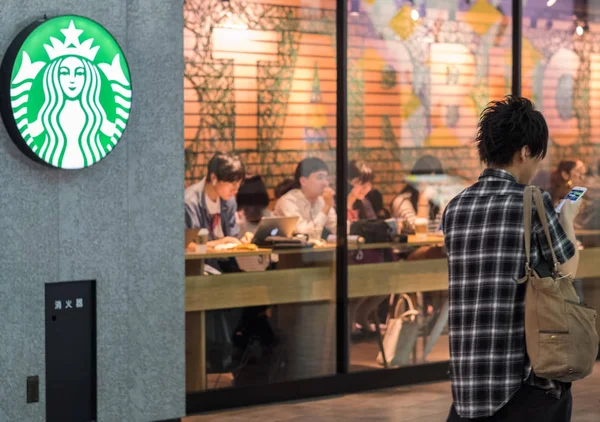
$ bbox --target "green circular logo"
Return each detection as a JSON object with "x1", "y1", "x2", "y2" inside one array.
[{"x1": 0, "y1": 16, "x2": 132, "y2": 169}]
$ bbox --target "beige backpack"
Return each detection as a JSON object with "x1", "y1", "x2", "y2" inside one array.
[{"x1": 517, "y1": 186, "x2": 598, "y2": 382}]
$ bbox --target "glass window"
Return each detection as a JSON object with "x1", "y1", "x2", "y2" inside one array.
[
  {"x1": 183, "y1": 0, "x2": 338, "y2": 391},
  {"x1": 522, "y1": 0, "x2": 600, "y2": 328},
  {"x1": 180, "y1": 0, "x2": 600, "y2": 408},
  {"x1": 522, "y1": 0, "x2": 596, "y2": 202},
  {"x1": 347, "y1": 0, "x2": 512, "y2": 371}
]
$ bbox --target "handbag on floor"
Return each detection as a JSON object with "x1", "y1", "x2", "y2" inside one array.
[
  {"x1": 517, "y1": 186, "x2": 598, "y2": 382},
  {"x1": 376, "y1": 294, "x2": 421, "y2": 367}
]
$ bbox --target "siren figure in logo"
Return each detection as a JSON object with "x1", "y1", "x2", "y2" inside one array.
[
  {"x1": 10, "y1": 19, "x2": 131, "y2": 169},
  {"x1": 31, "y1": 55, "x2": 113, "y2": 169}
]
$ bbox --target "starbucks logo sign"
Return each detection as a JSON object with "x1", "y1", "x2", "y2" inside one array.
[{"x1": 0, "y1": 16, "x2": 132, "y2": 169}]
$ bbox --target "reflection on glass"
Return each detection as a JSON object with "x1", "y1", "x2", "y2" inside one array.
[
  {"x1": 350, "y1": 291, "x2": 450, "y2": 371},
  {"x1": 183, "y1": 0, "x2": 338, "y2": 391},
  {"x1": 347, "y1": 0, "x2": 512, "y2": 371},
  {"x1": 522, "y1": 2, "x2": 600, "y2": 323},
  {"x1": 523, "y1": 1, "x2": 600, "y2": 252}
]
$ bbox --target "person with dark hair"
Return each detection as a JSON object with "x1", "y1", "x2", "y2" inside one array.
[
  {"x1": 574, "y1": 160, "x2": 600, "y2": 240},
  {"x1": 274, "y1": 179, "x2": 295, "y2": 200},
  {"x1": 390, "y1": 155, "x2": 449, "y2": 338},
  {"x1": 444, "y1": 96, "x2": 581, "y2": 421},
  {"x1": 346, "y1": 160, "x2": 382, "y2": 337},
  {"x1": 476, "y1": 97, "x2": 549, "y2": 166},
  {"x1": 576, "y1": 160, "x2": 600, "y2": 232},
  {"x1": 234, "y1": 175, "x2": 275, "y2": 272},
  {"x1": 274, "y1": 157, "x2": 336, "y2": 239},
  {"x1": 185, "y1": 151, "x2": 250, "y2": 247},
  {"x1": 347, "y1": 160, "x2": 375, "y2": 221},
  {"x1": 549, "y1": 160, "x2": 587, "y2": 206},
  {"x1": 412, "y1": 154, "x2": 445, "y2": 175},
  {"x1": 186, "y1": 159, "x2": 280, "y2": 383},
  {"x1": 391, "y1": 154, "x2": 444, "y2": 231},
  {"x1": 236, "y1": 175, "x2": 271, "y2": 234},
  {"x1": 365, "y1": 189, "x2": 391, "y2": 220},
  {"x1": 547, "y1": 161, "x2": 589, "y2": 306}
]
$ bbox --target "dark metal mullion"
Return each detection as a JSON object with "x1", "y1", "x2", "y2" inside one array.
[
  {"x1": 335, "y1": 0, "x2": 349, "y2": 374},
  {"x1": 512, "y1": 0, "x2": 522, "y2": 97}
]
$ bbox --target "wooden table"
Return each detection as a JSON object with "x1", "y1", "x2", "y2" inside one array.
[
  {"x1": 576, "y1": 230, "x2": 600, "y2": 237},
  {"x1": 185, "y1": 235, "x2": 445, "y2": 308},
  {"x1": 185, "y1": 235, "x2": 444, "y2": 392},
  {"x1": 184, "y1": 235, "x2": 445, "y2": 260},
  {"x1": 185, "y1": 235, "x2": 600, "y2": 393}
]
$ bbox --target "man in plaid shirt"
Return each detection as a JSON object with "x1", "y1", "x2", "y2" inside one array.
[{"x1": 443, "y1": 96, "x2": 581, "y2": 421}]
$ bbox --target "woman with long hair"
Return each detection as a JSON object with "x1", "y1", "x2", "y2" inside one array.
[
  {"x1": 391, "y1": 155, "x2": 444, "y2": 231},
  {"x1": 549, "y1": 160, "x2": 587, "y2": 205},
  {"x1": 347, "y1": 160, "x2": 375, "y2": 221}
]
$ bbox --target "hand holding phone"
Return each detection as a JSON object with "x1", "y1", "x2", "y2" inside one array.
[{"x1": 555, "y1": 186, "x2": 587, "y2": 213}]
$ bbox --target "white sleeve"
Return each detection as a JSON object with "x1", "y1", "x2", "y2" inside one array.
[
  {"x1": 325, "y1": 206, "x2": 337, "y2": 235},
  {"x1": 275, "y1": 195, "x2": 324, "y2": 235},
  {"x1": 392, "y1": 195, "x2": 417, "y2": 226}
]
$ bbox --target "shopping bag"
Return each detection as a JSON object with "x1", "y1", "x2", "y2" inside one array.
[{"x1": 376, "y1": 294, "x2": 421, "y2": 367}]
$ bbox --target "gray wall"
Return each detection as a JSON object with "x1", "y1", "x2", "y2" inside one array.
[{"x1": 0, "y1": 1, "x2": 184, "y2": 421}]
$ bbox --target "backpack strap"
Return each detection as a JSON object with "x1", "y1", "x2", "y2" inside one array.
[
  {"x1": 523, "y1": 185, "x2": 534, "y2": 276},
  {"x1": 532, "y1": 187, "x2": 560, "y2": 276},
  {"x1": 523, "y1": 186, "x2": 560, "y2": 278}
]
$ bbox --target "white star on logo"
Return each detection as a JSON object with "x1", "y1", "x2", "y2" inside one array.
[{"x1": 61, "y1": 20, "x2": 83, "y2": 47}]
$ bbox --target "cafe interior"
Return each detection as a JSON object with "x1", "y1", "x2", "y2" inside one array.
[{"x1": 182, "y1": 0, "x2": 600, "y2": 415}]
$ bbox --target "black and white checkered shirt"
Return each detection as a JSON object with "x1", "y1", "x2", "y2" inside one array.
[{"x1": 442, "y1": 169, "x2": 575, "y2": 418}]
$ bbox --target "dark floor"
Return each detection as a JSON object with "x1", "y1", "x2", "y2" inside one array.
[
  {"x1": 186, "y1": 362, "x2": 600, "y2": 422},
  {"x1": 205, "y1": 333, "x2": 450, "y2": 390}
]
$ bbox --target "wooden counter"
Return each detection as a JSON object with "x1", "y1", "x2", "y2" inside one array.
[
  {"x1": 184, "y1": 235, "x2": 445, "y2": 260},
  {"x1": 184, "y1": 236, "x2": 442, "y2": 392},
  {"x1": 185, "y1": 239, "x2": 600, "y2": 393}
]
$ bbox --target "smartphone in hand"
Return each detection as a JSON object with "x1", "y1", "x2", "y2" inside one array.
[{"x1": 555, "y1": 186, "x2": 587, "y2": 213}]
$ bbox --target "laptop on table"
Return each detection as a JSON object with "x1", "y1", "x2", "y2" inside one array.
[
  {"x1": 185, "y1": 216, "x2": 302, "y2": 249},
  {"x1": 252, "y1": 216, "x2": 300, "y2": 247}
]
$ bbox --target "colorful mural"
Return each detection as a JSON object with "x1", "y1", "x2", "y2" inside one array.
[{"x1": 184, "y1": 0, "x2": 600, "y2": 205}]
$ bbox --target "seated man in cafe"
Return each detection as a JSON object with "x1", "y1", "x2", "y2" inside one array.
[
  {"x1": 274, "y1": 157, "x2": 337, "y2": 240},
  {"x1": 185, "y1": 151, "x2": 252, "y2": 251},
  {"x1": 185, "y1": 154, "x2": 281, "y2": 380}
]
